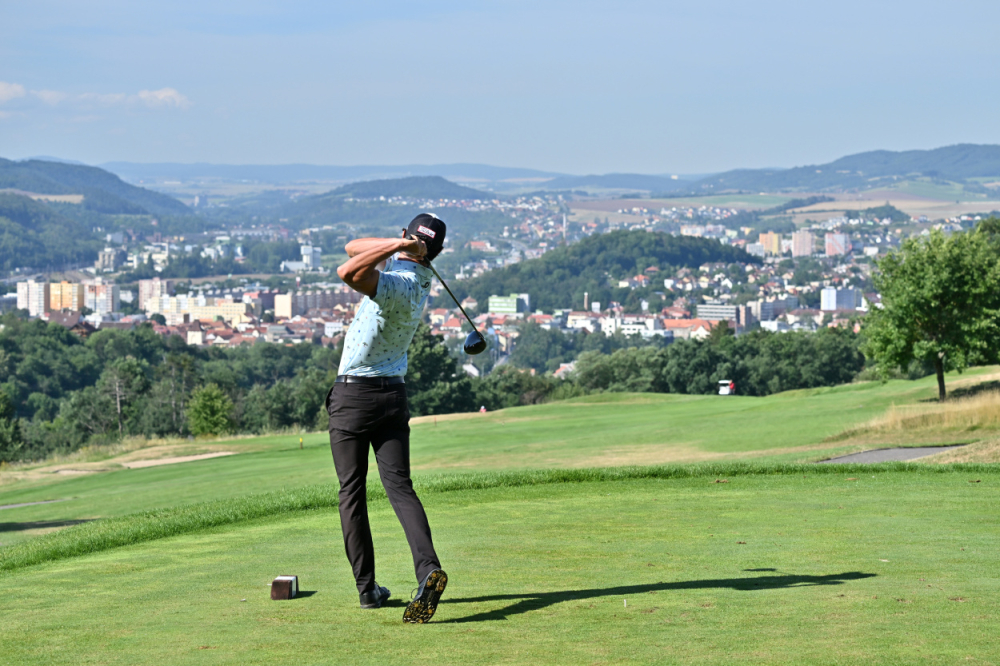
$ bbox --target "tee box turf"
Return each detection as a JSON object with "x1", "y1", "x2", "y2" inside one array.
[{"x1": 270, "y1": 575, "x2": 299, "y2": 600}]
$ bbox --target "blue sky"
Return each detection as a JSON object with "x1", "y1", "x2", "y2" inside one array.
[{"x1": 2, "y1": 1, "x2": 999, "y2": 174}]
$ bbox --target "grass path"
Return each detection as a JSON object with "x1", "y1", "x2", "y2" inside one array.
[{"x1": 1, "y1": 472, "x2": 997, "y2": 665}]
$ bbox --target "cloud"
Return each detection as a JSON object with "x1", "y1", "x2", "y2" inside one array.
[
  {"x1": 0, "y1": 81, "x2": 27, "y2": 104},
  {"x1": 31, "y1": 89, "x2": 69, "y2": 105},
  {"x1": 136, "y1": 88, "x2": 191, "y2": 108},
  {"x1": 0, "y1": 81, "x2": 191, "y2": 110}
]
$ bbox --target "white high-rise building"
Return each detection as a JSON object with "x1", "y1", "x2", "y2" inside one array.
[
  {"x1": 821, "y1": 287, "x2": 860, "y2": 312},
  {"x1": 301, "y1": 245, "x2": 322, "y2": 270},
  {"x1": 791, "y1": 231, "x2": 814, "y2": 257},
  {"x1": 16, "y1": 280, "x2": 50, "y2": 317},
  {"x1": 138, "y1": 278, "x2": 174, "y2": 311},
  {"x1": 84, "y1": 278, "x2": 120, "y2": 315}
]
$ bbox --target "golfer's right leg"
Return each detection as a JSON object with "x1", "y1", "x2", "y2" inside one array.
[{"x1": 328, "y1": 383, "x2": 376, "y2": 594}]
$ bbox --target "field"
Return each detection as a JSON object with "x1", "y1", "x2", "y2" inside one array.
[{"x1": 2, "y1": 369, "x2": 999, "y2": 664}]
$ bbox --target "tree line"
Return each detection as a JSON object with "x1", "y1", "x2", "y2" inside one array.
[{"x1": 0, "y1": 313, "x2": 868, "y2": 463}]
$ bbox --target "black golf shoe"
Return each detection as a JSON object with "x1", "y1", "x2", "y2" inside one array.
[
  {"x1": 402, "y1": 569, "x2": 448, "y2": 624},
  {"x1": 359, "y1": 583, "x2": 391, "y2": 609}
]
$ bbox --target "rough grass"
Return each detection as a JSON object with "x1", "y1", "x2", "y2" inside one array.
[
  {"x1": 832, "y1": 391, "x2": 1000, "y2": 446},
  {"x1": 3, "y1": 462, "x2": 998, "y2": 575}
]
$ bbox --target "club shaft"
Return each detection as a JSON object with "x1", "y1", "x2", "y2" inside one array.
[{"x1": 427, "y1": 263, "x2": 482, "y2": 335}]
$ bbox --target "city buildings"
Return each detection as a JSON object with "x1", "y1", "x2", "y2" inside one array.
[
  {"x1": 791, "y1": 231, "x2": 815, "y2": 257},
  {"x1": 96, "y1": 248, "x2": 127, "y2": 272},
  {"x1": 17, "y1": 280, "x2": 50, "y2": 317},
  {"x1": 84, "y1": 278, "x2": 120, "y2": 316},
  {"x1": 488, "y1": 293, "x2": 530, "y2": 314},
  {"x1": 820, "y1": 287, "x2": 860, "y2": 312},
  {"x1": 138, "y1": 278, "x2": 174, "y2": 310},
  {"x1": 825, "y1": 233, "x2": 851, "y2": 257},
  {"x1": 758, "y1": 232, "x2": 782, "y2": 256},
  {"x1": 49, "y1": 281, "x2": 85, "y2": 312}
]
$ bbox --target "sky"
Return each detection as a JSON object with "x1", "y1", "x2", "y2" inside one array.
[{"x1": 2, "y1": 0, "x2": 1000, "y2": 175}]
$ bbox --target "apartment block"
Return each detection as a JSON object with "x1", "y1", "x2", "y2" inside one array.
[
  {"x1": 138, "y1": 278, "x2": 174, "y2": 310},
  {"x1": 488, "y1": 293, "x2": 530, "y2": 314},
  {"x1": 96, "y1": 248, "x2": 127, "y2": 272},
  {"x1": 825, "y1": 233, "x2": 851, "y2": 257},
  {"x1": 791, "y1": 231, "x2": 814, "y2": 257},
  {"x1": 16, "y1": 280, "x2": 50, "y2": 317},
  {"x1": 84, "y1": 278, "x2": 120, "y2": 315},
  {"x1": 820, "y1": 287, "x2": 860, "y2": 311},
  {"x1": 758, "y1": 232, "x2": 782, "y2": 256},
  {"x1": 49, "y1": 281, "x2": 85, "y2": 312}
]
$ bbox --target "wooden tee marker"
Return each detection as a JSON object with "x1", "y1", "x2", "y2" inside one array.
[{"x1": 271, "y1": 575, "x2": 299, "y2": 600}]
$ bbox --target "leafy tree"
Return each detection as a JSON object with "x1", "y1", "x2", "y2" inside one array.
[
  {"x1": 862, "y1": 229, "x2": 1000, "y2": 400},
  {"x1": 472, "y1": 366, "x2": 559, "y2": 410},
  {"x1": 98, "y1": 357, "x2": 150, "y2": 435},
  {"x1": 187, "y1": 384, "x2": 235, "y2": 436},
  {"x1": 0, "y1": 390, "x2": 24, "y2": 463},
  {"x1": 406, "y1": 324, "x2": 477, "y2": 416}
]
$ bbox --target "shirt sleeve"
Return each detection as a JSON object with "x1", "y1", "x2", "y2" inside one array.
[{"x1": 373, "y1": 269, "x2": 410, "y2": 313}]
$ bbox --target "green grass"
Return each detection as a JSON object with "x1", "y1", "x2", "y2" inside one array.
[
  {"x1": 1, "y1": 470, "x2": 997, "y2": 665},
  {"x1": 1, "y1": 368, "x2": 996, "y2": 548},
  {"x1": 884, "y1": 178, "x2": 992, "y2": 202},
  {"x1": 5, "y1": 462, "x2": 994, "y2": 574}
]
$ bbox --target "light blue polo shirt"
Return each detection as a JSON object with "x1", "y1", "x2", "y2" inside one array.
[{"x1": 338, "y1": 256, "x2": 432, "y2": 377}]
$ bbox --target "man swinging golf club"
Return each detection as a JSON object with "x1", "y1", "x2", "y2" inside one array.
[{"x1": 329, "y1": 213, "x2": 450, "y2": 623}]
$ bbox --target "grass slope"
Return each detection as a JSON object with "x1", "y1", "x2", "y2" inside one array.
[
  {"x1": 1, "y1": 472, "x2": 997, "y2": 665},
  {"x1": 1, "y1": 369, "x2": 996, "y2": 548}
]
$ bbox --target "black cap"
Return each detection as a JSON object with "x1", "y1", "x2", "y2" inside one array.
[{"x1": 406, "y1": 213, "x2": 447, "y2": 261}]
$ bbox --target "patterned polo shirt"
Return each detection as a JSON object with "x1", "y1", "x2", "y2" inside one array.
[{"x1": 338, "y1": 256, "x2": 432, "y2": 378}]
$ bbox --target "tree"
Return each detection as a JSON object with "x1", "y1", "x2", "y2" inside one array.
[
  {"x1": 0, "y1": 390, "x2": 24, "y2": 463},
  {"x1": 187, "y1": 383, "x2": 235, "y2": 436},
  {"x1": 862, "y1": 229, "x2": 1000, "y2": 400},
  {"x1": 406, "y1": 324, "x2": 477, "y2": 416},
  {"x1": 97, "y1": 357, "x2": 150, "y2": 435}
]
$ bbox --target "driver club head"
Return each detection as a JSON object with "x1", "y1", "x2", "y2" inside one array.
[{"x1": 463, "y1": 330, "x2": 488, "y2": 355}]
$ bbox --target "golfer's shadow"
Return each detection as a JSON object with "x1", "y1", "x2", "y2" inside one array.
[{"x1": 440, "y1": 570, "x2": 876, "y2": 623}]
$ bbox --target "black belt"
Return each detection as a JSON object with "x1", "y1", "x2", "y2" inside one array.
[{"x1": 336, "y1": 375, "x2": 405, "y2": 386}]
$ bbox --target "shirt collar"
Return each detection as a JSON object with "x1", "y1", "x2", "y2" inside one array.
[{"x1": 392, "y1": 256, "x2": 432, "y2": 278}]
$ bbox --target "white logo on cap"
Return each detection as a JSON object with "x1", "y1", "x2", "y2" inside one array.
[{"x1": 417, "y1": 225, "x2": 437, "y2": 239}]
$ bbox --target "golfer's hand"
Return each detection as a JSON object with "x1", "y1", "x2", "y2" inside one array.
[{"x1": 403, "y1": 236, "x2": 428, "y2": 260}]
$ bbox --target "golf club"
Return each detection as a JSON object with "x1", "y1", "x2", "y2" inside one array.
[{"x1": 415, "y1": 244, "x2": 488, "y2": 355}]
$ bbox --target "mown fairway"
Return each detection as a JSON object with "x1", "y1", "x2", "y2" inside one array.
[
  {"x1": 1, "y1": 368, "x2": 997, "y2": 548},
  {"x1": 1, "y1": 469, "x2": 997, "y2": 665}
]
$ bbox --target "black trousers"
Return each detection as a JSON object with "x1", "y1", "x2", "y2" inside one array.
[{"x1": 327, "y1": 381, "x2": 441, "y2": 593}]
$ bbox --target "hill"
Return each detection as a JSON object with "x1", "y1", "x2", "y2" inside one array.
[
  {"x1": 0, "y1": 158, "x2": 189, "y2": 216},
  {"x1": 322, "y1": 175, "x2": 492, "y2": 200},
  {"x1": 0, "y1": 193, "x2": 100, "y2": 272},
  {"x1": 100, "y1": 161, "x2": 563, "y2": 185},
  {"x1": 695, "y1": 144, "x2": 1000, "y2": 193},
  {"x1": 542, "y1": 173, "x2": 691, "y2": 193},
  {"x1": 450, "y1": 229, "x2": 758, "y2": 311}
]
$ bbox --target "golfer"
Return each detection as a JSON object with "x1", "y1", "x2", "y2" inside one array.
[{"x1": 328, "y1": 213, "x2": 448, "y2": 624}]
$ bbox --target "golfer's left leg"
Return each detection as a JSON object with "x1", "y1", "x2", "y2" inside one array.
[{"x1": 372, "y1": 385, "x2": 441, "y2": 583}]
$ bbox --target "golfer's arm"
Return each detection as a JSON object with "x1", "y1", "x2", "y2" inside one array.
[
  {"x1": 337, "y1": 238, "x2": 407, "y2": 297},
  {"x1": 345, "y1": 237, "x2": 393, "y2": 258}
]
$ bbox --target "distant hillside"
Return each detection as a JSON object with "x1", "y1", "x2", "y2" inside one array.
[
  {"x1": 323, "y1": 176, "x2": 492, "y2": 200},
  {"x1": 0, "y1": 158, "x2": 189, "y2": 216},
  {"x1": 451, "y1": 229, "x2": 758, "y2": 312},
  {"x1": 541, "y1": 173, "x2": 690, "y2": 193},
  {"x1": 0, "y1": 193, "x2": 100, "y2": 273},
  {"x1": 695, "y1": 144, "x2": 1000, "y2": 193},
  {"x1": 101, "y1": 162, "x2": 563, "y2": 185}
]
